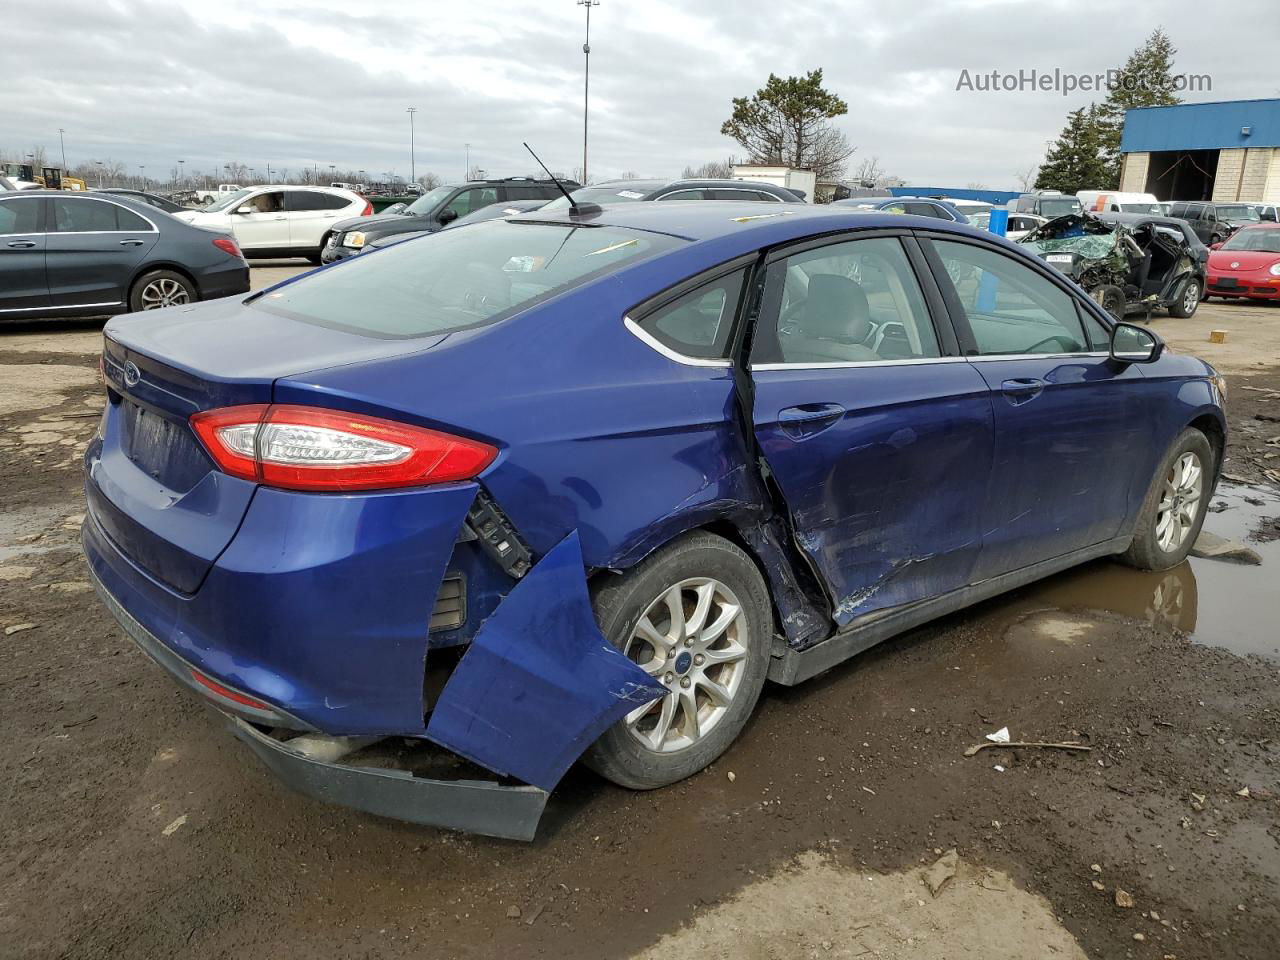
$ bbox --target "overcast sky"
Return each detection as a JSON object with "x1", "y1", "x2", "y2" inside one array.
[{"x1": 3, "y1": 0, "x2": 1274, "y2": 189}]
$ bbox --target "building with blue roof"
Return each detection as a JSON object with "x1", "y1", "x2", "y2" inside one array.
[{"x1": 1119, "y1": 98, "x2": 1280, "y2": 202}]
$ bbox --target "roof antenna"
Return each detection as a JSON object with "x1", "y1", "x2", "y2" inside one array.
[{"x1": 523, "y1": 142, "x2": 601, "y2": 217}]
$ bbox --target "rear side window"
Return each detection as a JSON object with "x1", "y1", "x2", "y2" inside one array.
[
  {"x1": 255, "y1": 220, "x2": 683, "y2": 338},
  {"x1": 932, "y1": 239, "x2": 1088, "y2": 355},
  {"x1": 288, "y1": 191, "x2": 350, "y2": 211},
  {"x1": 0, "y1": 197, "x2": 42, "y2": 233},
  {"x1": 505, "y1": 185, "x2": 553, "y2": 201},
  {"x1": 656, "y1": 189, "x2": 708, "y2": 201},
  {"x1": 115, "y1": 206, "x2": 153, "y2": 231},
  {"x1": 634, "y1": 269, "x2": 747, "y2": 360},
  {"x1": 709, "y1": 189, "x2": 778, "y2": 202},
  {"x1": 443, "y1": 188, "x2": 499, "y2": 218},
  {"x1": 53, "y1": 198, "x2": 119, "y2": 232}
]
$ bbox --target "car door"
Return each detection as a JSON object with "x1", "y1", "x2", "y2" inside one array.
[
  {"x1": 227, "y1": 190, "x2": 289, "y2": 251},
  {"x1": 0, "y1": 195, "x2": 49, "y2": 312},
  {"x1": 44, "y1": 196, "x2": 156, "y2": 308},
  {"x1": 749, "y1": 231, "x2": 995, "y2": 627},
  {"x1": 438, "y1": 187, "x2": 499, "y2": 225},
  {"x1": 921, "y1": 234, "x2": 1151, "y2": 579},
  {"x1": 285, "y1": 190, "x2": 351, "y2": 250}
]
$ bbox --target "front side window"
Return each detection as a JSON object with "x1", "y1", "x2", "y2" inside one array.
[
  {"x1": 0, "y1": 197, "x2": 42, "y2": 233},
  {"x1": 254, "y1": 220, "x2": 683, "y2": 338},
  {"x1": 759, "y1": 235, "x2": 941, "y2": 365},
  {"x1": 634, "y1": 269, "x2": 746, "y2": 360},
  {"x1": 443, "y1": 188, "x2": 499, "y2": 219},
  {"x1": 932, "y1": 239, "x2": 1088, "y2": 356},
  {"x1": 53, "y1": 198, "x2": 118, "y2": 232},
  {"x1": 243, "y1": 192, "x2": 285, "y2": 214}
]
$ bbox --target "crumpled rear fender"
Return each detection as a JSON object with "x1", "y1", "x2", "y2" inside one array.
[{"x1": 427, "y1": 531, "x2": 664, "y2": 791}]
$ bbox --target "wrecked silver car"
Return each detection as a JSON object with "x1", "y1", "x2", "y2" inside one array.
[{"x1": 1020, "y1": 212, "x2": 1205, "y2": 319}]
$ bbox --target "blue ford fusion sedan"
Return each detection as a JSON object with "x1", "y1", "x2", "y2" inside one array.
[{"x1": 84, "y1": 203, "x2": 1226, "y2": 839}]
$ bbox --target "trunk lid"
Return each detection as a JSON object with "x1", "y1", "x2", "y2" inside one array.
[{"x1": 88, "y1": 298, "x2": 443, "y2": 594}]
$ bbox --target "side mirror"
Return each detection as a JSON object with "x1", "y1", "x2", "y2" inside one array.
[
  {"x1": 437, "y1": 208, "x2": 459, "y2": 225},
  {"x1": 1110, "y1": 322, "x2": 1163, "y2": 364},
  {"x1": 234, "y1": 205, "x2": 254, "y2": 215}
]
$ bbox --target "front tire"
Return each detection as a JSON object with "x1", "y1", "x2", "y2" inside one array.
[
  {"x1": 1119, "y1": 428, "x2": 1214, "y2": 571},
  {"x1": 129, "y1": 270, "x2": 196, "y2": 312},
  {"x1": 583, "y1": 531, "x2": 772, "y2": 790},
  {"x1": 1168, "y1": 278, "x2": 1201, "y2": 318},
  {"x1": 1091, "y1": 284, "x2": 1126, "y2": 320}
]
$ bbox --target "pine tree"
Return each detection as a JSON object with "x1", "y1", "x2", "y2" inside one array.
[
  {"x1": 1035, "y1": 104, "x2": 1110, "y2": 195},
  {"x1": 1096, "y1": 28, "x2": 1183, "y2": 186}
]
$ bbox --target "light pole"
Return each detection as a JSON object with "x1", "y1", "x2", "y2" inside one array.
[
  {"x1": 266, "y1": 162, "x2": 272, "y2": 182},
  {"x1": 578, "y1": 0, "x2": 600, "y2": 185},
  {"x1": 94, "y1": 160, "x2": 104, "y2": 188},
  {"x1": 464, "y1": 143, "x2": 471, "y2": 181},
  {"x1": 57, "y1": 128, "x2": 66, "y2": 170},
  {"x1": 407, "y1": 107, "x2": 417, "y2": 185},
  {"x1": 139, "y1": 165, "x2": 145, "y2": 189},
  {"x1": 178, "y1": 159, "x2": 185, "y2": 187},
  {"x1": 328, "y1": 163, "x2": 336, "y2": 184}
]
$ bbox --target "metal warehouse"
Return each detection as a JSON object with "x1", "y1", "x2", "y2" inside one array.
[{"x1": 1120, "y1": 97, "x2": 1280, "y2": 202}]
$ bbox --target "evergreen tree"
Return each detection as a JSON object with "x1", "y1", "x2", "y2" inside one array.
[
  {"x1": 1035, "y1": 104, "x2": 1111, "y2": 195},
  {"x1": 1096, "y1": 28, "x2": 1183, "y2": 186}
]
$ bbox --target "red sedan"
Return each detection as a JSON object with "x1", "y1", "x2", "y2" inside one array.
[{"x1": 1205, "y1": 223, "x2": 1280, "y2": 301}]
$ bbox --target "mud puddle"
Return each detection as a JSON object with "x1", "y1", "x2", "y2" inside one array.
[{"x1": 1007, "y1": 482, "x2": 1280, "y2": 660}]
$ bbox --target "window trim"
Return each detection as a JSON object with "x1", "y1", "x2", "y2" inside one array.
[
  {"x1": 652, "y1": 189, "x2": 709, "y2": 202},
  {"x1": 50, "y1": 195, "x2": 159, "y2": 235},
  {"x1": 749, "y1": 228, "x2": 958, "y2": 369},
  {"x1": 915, "y1": 230, "x2": 1115, "y2": 358}
]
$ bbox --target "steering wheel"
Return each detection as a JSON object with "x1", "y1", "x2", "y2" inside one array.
[{"x1": 1024, "y1": 334, "x2": 1079, "y2": 354}]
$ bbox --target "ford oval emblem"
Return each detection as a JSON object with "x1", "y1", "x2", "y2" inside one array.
[{"x1": 123, "y1": 361, "x2": 141, "y2": 387}]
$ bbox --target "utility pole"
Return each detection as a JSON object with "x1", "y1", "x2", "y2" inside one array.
[
  {"x1": 139, "y1": 164, "x2": 145, "y2": 189},
  {"x1": 57, "y1": 128, "x2": 66, "y2": 170},
  {"x1": 178, "y1": 159, "x2": 185, "y2": 187},
  {"x1": 464, "y1": 143, "x2": 471, "y2": 181},
  {"x1": 407, "y1": 107, "x2": 417, "y2": 185},
  {"x1": 578, "y1": 0, "x2": 599, "y2": 185}
]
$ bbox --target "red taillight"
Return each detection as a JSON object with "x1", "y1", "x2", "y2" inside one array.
[
  {"x1": 212, "y1": 234, "x2": 242, "y2": 258},
  {"x1": 190, "y1": 669, "x2": 272, "y2": 710},
  {"x1": 189, "y1": 404, "x2": 497, "y2": 492},
  {"x1": 361, "y1": 201, "x2": 373, "y2": 216}
]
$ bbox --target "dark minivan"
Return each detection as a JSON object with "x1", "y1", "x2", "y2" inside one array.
[{"x1": 1167, "y1": 201, "x2": 1262, "y2": 245}]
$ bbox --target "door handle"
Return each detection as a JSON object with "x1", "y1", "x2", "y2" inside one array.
[
  {"x1": 118, "y1": 238, "x2": 145, "y2": 246},
  {"x1": 273, "y1": 216, "x2": 287, "y2": 221},
  {"x1": 6, "y1": 240, "x2": 36, "y2": 248},
  {"x1": 778, "y1": 402, "x2": 845, "y2": 439},
  {"x1": 1000, "y1": 378, "x2": 1045, "y2": 405}
]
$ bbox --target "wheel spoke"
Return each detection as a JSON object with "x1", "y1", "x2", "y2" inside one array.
[
  {"x1": 625, "y1": 694, "x2": 661, "y2": 726},
  {"x1": 642, "y1": 694, "x2": 677, "y2": 750},
  {"x1": 696, "y1": 675, "x2": 732, "y2": 708},
  {"x1": 702, "y1": 640, "x2": 748, "y2": 666},
  {"x1": 698, "y1": 602, "x2": 740, "y2": 646},
  {"x1": 663, "y1": 586, "x2": 687, "y2": 644},
  {"x1": 635, "y1": 614, "x2": 674, "y2": 654},
  {"x1": 685, "y1": 581, "x2": 715, "y2": 636},
  {"x1": 678, "y1": 689, "x2": 700, "y2": 741}
]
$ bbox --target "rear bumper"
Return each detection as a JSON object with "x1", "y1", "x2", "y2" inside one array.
[
  {"x1": 228, "y1": 718, "x2": 548, "y2": 842},
  {"x1": 196, "y1": 262, "x2": 251, "y2": 300}
]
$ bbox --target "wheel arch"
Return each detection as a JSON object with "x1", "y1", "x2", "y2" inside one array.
[
  {"x1": 1187, "y1": 410, "x2": 1226, "y2": 482},
  {"x1": 128, "y1": 261, "x2": 202, "y2": 302}
]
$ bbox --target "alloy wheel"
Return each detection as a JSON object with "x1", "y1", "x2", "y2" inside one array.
[
  {"x1": 621, "y1": 577, "x2": 749, "y2": 753},
  {"x1": 1155, "y1": 452, "x2": 1203, "y2": 552},
  {"x1": 1183, "y1": 282, "x2": 1200, "y2": 314},
  {"x1": 140, "y1": 277, "x2": 191, "y2": 310}
]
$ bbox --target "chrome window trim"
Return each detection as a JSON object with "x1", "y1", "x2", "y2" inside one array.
[
  {"x1": 49, "y1": 195, "x2": 159, "y2": 234},
  {"x1": 751, "y1": 351, "x2": 1112, "y2": 371},
  {"x1": 0, "y1": 300, "x2": 122, "y2": 313},
  {"x1": 623, "y1": 316, "x2": 732, "y2": 368}
]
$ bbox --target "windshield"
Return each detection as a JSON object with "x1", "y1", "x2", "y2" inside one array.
[
  {"x1": 1216, "y1": 205, "x2": 1261, "y2": 222},
  {"x1": 1221, "y1": 228, "x2": 1280, "y2": 253},
  {"x1": 540, "y1": 183, "x2": 662, "y2": 213},
  {"x1": 1119, "y1": 203, "x2": 1160, "y2": 214},
  {"x1": 1039, "y1": 198, "x2": 1082, "y2": 217},
  {"x1": 203, "y1": 189, "x2": 253, "y2": 213},
  {"x1": 404, "y1": 185, "x2": 456, "y2": 215},
  {"x1": 252, "y1": 220, "x2": 683, "y2": 338}
]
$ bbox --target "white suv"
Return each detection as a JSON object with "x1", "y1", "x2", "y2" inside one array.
[{"x1": 175, "y1": 185, "x2": 369, "y2": 262}]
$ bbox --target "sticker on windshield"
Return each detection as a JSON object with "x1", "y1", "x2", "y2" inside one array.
[
  {"x1": 616, "y1": 190, "x2": 646, "y2": 200},
  {"x1": 585, "y1": 238, "x2": 640, "y2": 257},
  {"x1": 503, "y1": 255, "x2": 546, "y2": 273}
]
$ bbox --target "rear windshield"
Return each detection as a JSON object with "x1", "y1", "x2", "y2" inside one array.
[
  {"x1": 540, "y1": 183, "x2": 664, "y2": 212},
  {"x1": 252, "y1": 220, "x2": 683, "y2": 338}
]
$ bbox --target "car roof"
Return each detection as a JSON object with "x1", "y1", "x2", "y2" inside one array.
[
  {"x1": 514, "y1": 201, "x2": 981, "y2": 244},
  {"x1": 1095, "y1": 212, "x2": 1192, "y2": 226}
]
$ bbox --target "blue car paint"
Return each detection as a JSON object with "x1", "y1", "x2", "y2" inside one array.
[
  {"x1": 84, "y1": 203, "x2": 1227, "y2": 811},
  {"x1": 426, "y1": 532, "x2": 664, "y2": 790}
]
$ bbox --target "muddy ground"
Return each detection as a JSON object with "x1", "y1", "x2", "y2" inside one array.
[{"x1": 1, "y1": 291, "x2": 1278, "y2": 960}]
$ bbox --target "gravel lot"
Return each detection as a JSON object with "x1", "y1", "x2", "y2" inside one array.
[{"x1": 1, "y1": 281, "x2": 1277, "y2": 960}]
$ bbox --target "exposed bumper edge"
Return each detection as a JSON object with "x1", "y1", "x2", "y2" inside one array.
[
  {"x1": 86, "y1": 553, "x2": 312, "y2": 731},
  {"x1": 228, "y1": 718, "x2": 549, "y2": 842}
]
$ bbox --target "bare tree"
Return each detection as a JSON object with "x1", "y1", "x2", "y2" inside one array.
[
  {"x1": 418, "y1": 172, "x2": 442, "y2": 189},
  {"x1": 681, "y1": 158, "x2": 734, "y2": 179},
  {"x1": 965, "y1": 181, "x2": 989, "y2": 190},
  {"x1": 618, "y1": 169, "x2": 640, "y2": 180},
  {"x1": 1015, "y1": 166, "x2": 1039, "y2": 192}
]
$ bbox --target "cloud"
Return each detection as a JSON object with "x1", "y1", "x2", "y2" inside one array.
[{"x1": 2, "y1": 0, "x2": 1269, "y2": 189}]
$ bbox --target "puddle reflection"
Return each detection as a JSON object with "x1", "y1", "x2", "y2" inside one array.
[{"x1": 1015, "y1": 483, "x2": 1280, "y2": 660}]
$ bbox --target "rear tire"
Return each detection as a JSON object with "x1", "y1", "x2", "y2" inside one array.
[
  {"x1": 129, "y1": 270, "x2": 196, "y2": 312},
  {"x1": 583, "y1": 531, "x2": 772, "y2": 790},
  {"x1": 1168, "y1": 278, "x2": 1201, "y2": 318},
  {"x1": 1119, "y1": 428, "x2": 1214, "y2": 571}
]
